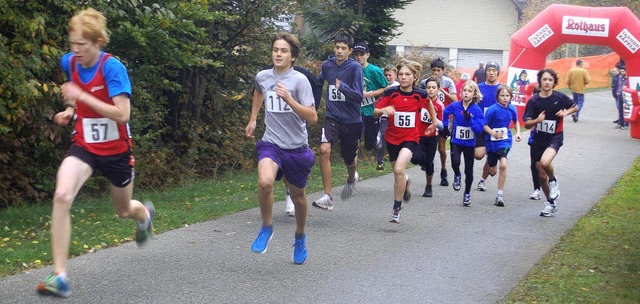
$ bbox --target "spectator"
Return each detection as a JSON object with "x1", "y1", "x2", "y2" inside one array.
[
  {"x1": 473, "y1": 62, "x2": 486, "y2": 84},
  {"x1": 566, "y1": 59, "x2": 591, "y2": 122}
]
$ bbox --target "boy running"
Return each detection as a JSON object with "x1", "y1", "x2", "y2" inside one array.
[
  {"x1": 312, "y1": 31, "x2": 364, "y2": 211},
  {"x1": 523, "y1": 68, "x2": 577, "y2": 217},
  {"x1": 245, "y1": 33, "x2": 317, "y2": 264}
]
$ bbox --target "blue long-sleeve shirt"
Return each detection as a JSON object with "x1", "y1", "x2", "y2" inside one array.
[
  {"x1": 318, "y1": 56, "x2": 364, "y2": 123},
  {"x1": 443, "y1": 101, "x2": 484, "y2": 147}
]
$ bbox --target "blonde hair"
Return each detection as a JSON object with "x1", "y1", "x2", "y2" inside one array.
[
  {"x1": 69, "y1": 8, "x2": 109, "y2": 45},
  {"x1": 461, "y1": 80, "x2": 483, "y2": 103},
  {"x1": 396, "y1": 59, "x2": 422, "y2": 87}
]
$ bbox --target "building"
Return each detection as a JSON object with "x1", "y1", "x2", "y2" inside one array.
[{"x1": 387, "y1": 0, "x2": 525, "y2": 68}]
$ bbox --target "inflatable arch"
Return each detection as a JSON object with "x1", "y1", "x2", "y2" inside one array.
[{"x1": 507, "y1": 4, "x2": 640, "y2": 137}]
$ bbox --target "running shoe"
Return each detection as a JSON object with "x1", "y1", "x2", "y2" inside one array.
[
  {"x1": 36, "y1": 272, "x2": 70, "y2": 298},
  {"x1": 494, "y1": 194, "x2": 505, "y2": 207},
  {"x1": 540, "y1": 201, "x2": 557, "y2": 217},
  {"x1": 403, "y1": 175, "x2": 411, "y2": 202},
  {"x1": 292, "y1": 234, "x2": 308, "y2": 264},
  {"x1": 462, "y1": 193, "x2": 471, "y2": 206},
  {"x1": 135, "y1": 200, "x2": 155, "y2": 246},
  {"x1": 390, "y1": 207, "x2": 401, "y2": 223},
  {"x1": 529, "y1": 189, "x2": 541, "y2": 200},
  {"x1": 477, "y1": 180, "x2": 487, "y2": 191},
  {"x1": 376, "y1": 162, "x2": 384, "y2": 171},
  {"x1": 548, "y1": 179, "x2": 560, "y2": 200},
  {"x1": 285, "y1": 191, "x2": 295, "y2": 216},
  {"x1": 440, "y1": 169, "x2": 449, "y2": 186},
  {"x1": 453, "y1": 174, "x2": 461, "y2": 191},
  {"x1": 422, "y1": 185, "x2": 433, "y2": 197},
  {"x1": 340, "y1": 171, "x2": 359, "y2": 200},
  {"x1": 312, "y1": 194, "x2": 334, "y2": 211},
  {"x1": 251, "y1": 225, "x2": 273, "y2": 254}
]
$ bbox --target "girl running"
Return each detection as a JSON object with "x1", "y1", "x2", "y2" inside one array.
[
  {"x1": 374, "y1": 59, "x2": 437, "y2": 223},
  {"x1": 442, "y1": 81, "x2": 484, "y2": 206},
  {"x1": 481, "y1": 85, "x2": 522, "y2": 206}
]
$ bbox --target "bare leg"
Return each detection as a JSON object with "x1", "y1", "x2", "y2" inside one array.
[
  {"x1": 319, "y1": 142, "x2": 332, "y2": 195},
  {"x1": 255, "y1": 158, "x2": 279, "y2": 227},
  {"x1": 288, "y1": 185, "x2": 308, "y2": 236}
]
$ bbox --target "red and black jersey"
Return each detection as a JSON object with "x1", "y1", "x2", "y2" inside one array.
[
  {"x1": 419, "y1": 97, "x2": 443, "y2": 137},
  {"x1": 376, "y1": 87, "x2": 426, "y2": 145}
]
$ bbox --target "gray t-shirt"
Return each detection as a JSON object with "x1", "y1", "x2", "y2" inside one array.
[{"x1": 255, "y1": 67, "x2": 314, "y2": 149}]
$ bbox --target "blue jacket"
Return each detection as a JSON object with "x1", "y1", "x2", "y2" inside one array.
[
  {"x1": 443, "y1": 101, "x2": 484, "y2": 147},
  {"x1": 318, "y1": 56, "x2": 364, "y2": 123}
]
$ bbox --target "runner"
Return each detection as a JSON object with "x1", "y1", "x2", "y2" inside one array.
[
  {"x1": 418, "y1": 77, "x2": 444, "y2": 198},
  {"x1": 374, "y1": 59, "x2": 437, "y2": 222},
  {"x1": 353, "y1": 42, "x2": 388, "y2": 170},
  {"x1": 245, "y1": 33, "x2": 317, "y2": 264},
  {"x1": 423, "y1": 58, "x2": 458, "y2": 187},
  {"x1": 523, "y1": 68, "x2": 578, "y2": 217},
  {"x1": 375, "y1": 65, "x2": 399, "y2": 171},
  {"x1": 475, "y1": 61, "x2": 502, "y2": 192},
  {"x1": 442, "y1": 81, "x2": 484, "y2": 206},
  {"x1": 312, "y1": 31, "x2": 364, "y2": 211},
  {"x1": 481, "y1": 85, "x2": 522, "y2": 206},
  {"x1": 37, "y1": 8, "x2": 154, "y2": 297}
]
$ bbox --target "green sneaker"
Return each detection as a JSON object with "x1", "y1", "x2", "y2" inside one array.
[
  {"x1": 136, "y1": 200, "x2": 155, "y2": 246},
  {"x1": 36, "y1": 272, "x2": 70, "y2": 297}
]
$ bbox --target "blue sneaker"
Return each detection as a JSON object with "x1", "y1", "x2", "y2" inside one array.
[
  {"x1": 453, "y1": 174, "x2": 461, "y2": 191},
  {"x1": 292, "y1": 234, "x2": 308, "y2": 264},
  {"x1": 36, "y1": 272, "x2": 70, "y2": 297},
  {"x1": 136, "y1": 201, "x2": 155, "y2": 246},
  {"x1": 251, "y1": 225, "x2": 273, "y2": 254},
  {"x1": 462, "y1": 193, "x2": 471, "y2": 206}
]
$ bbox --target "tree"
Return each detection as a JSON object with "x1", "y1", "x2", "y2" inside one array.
[{"x1": 297, "y1": 0, "x2": 413, "y2": 65}]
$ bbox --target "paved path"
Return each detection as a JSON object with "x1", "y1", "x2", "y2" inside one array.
[{"x1": 2, "y1": 91, "x2": 639, "y2": 303}]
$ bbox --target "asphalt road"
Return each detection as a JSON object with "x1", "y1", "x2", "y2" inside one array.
[{"x1": 1, "y1": 90, "x2": 639, "y2": 303}]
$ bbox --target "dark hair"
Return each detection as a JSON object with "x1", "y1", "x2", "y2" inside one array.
[
  {"x1": 537, "y1": 68, "x2": 559, "y2": 87},
  {"x1": 430, "y1": 57, "x2": 445, "y2": 69},
  {"x1": 424, "y1": 76, "x2": 441, "y2": 89},
  {"x1": 333, "y1": 30, "x2": 354, "y2": 49},
  {"x1": 272, "y1": 33, "x2": 301, "y2": 64}
]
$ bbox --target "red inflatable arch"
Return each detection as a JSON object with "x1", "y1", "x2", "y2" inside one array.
[{"x1": 507, "y1": 4, "x2": 640, "y2": 136}]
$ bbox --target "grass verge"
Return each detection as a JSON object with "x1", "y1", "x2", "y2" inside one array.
[
  {"x1": 0, "y1": 153, "x2": 388, "y2": 277},
  {"x1": 502, "y1": 156, "x2": 640, "y2": 303}
]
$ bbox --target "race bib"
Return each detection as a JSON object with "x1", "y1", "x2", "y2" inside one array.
[
  {"x1": 361, "y1": 96, "x2": 376, "y2": 107},
  {"x1": 455, "y1": 126, "x2": 474, "y2": 140},
  {"x1": 437, "y1": 91, "x2": 445, "y2": 103},
  {"x1": 420, "y1": 108, "x2": 433, "y2": 123},
  {"x1": 490, "y1": 127, "x2": 509, "y2": 141},
  {"x1": 265, "y1": 91, "x2": 292, "y2": 113},
  {"x1": 82, "y1": 118, "x2": 119, "y2": 144},
  {"x1": 394, "y1": 111, "x2": 416, "y2": 128},
  {"x1": 328, "y1": 85, "x2": 346, "y2": 102},
  {"x1": 536, "y1": 119, "x2": 557, "y2": 134}
]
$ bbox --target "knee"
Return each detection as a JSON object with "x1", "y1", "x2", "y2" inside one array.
[
  {"x1": 319, "y1": 145, "x2": 331, "y2": 157},
  {"x1": 488, "y1": 167, "x2": 497, "y2": 176},
  {"x1": 257, "y1": 178, "x2": 274, "y2": 194}
]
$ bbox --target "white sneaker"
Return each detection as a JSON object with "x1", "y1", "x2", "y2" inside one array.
[
  {"x1": 540, "y1": 201, "x2": 557, "y2": 217},
  {"x1": 285, "y1": 192, "x2": 295, "y2": 216},
  {"x1": 529, "y1": 189, "x2": 541, "y2": 200},
  {"x1": 340, "y1": 171, "x2": 359, "y2": 200},
  {"x1": 548, "y1": 179, "x2": 560, "y2": 200},
  {"x1": 312, "y1": 194, "x2": 334, "y2": 211},
  {"x1": 477, "y1": 180, "x2": 487, "y2": 191},
  {"x1": 494, "y1": 194, "x2": 505, "y2": 207}
]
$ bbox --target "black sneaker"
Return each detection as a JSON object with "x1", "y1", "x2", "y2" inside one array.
[
  {"x1": 422, "y1": 185, "x2": 433, "y2": 197},
  {"x1": 440, "y1": 169, "x2": 449, "y2": 186}
]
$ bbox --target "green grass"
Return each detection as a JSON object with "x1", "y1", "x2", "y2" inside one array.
[
  {"x1": 503, "y1": 156, "x2": 640, "y2": 303},
  {"x1": 0, "y1": 151, "x2": 387, "y2": 277}
]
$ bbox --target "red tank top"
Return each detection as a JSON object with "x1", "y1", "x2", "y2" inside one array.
[
  {"x1": 418, "y1": 97, "x2": 444, "y2": 137},
  {"x1": 70, "y1": 54, "x2": 132, "y2": 156}
]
